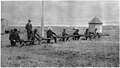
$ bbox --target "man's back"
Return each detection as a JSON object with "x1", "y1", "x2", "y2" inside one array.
[
  {"x1": 73, "y1": 31, "x2": 79, "y2": 35},
  {"x1": 47, "y1": 30, "x2": 56, "y2": 37},
  {"x1": 25, "y1": 23, "x2": 32, "y2": 31},
  {"x1": 62, "y1": 31, "x2": 68, "y2": 36},
  {"x1": 9, "y1": 32, "x2": 20, "y2": 40}
]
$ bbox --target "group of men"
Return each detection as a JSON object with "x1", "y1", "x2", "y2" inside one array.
[
  {"x1": 84, "y1": 28, "x2": 100, "y2": 40},
  {"x1": 9, "y1": 19, "x2": 41, "y2": 46},
  {"x1": 9, "y1": 19, "x2": 99, "y2": 46}
]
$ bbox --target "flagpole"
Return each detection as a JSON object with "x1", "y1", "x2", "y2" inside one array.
[{"x1": 41, "y1": 0, "x2": 44, "y2": 37}]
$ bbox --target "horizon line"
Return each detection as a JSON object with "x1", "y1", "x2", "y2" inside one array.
[{"x1": 9, "y1": 24, "x2": 119, "y2": 27}]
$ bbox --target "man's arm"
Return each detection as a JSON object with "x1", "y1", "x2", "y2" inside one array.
[
  {"x1": 65, "y1": 32, "x2": 68, "y2": 35},
  {"x1": 9, "y1": 34, "x2": 12, "y2": 40},
  {"x1": 62, "y1": 32, "x2": 68, "y2": 36},
  {"x1": 9, "y1": 34, "x2": 15, "y2": 41},
  {"x1": 36, "y1": 33, "x2": 41, "y2": 38},
  {"x1": 17, "y1": 33, "x2": 20, "y2": 40},
  {"x1": 25, "y1": 23, "x2": 28, "y2": 29},
  {"x1": 52, "y1": 31, "x2": 56, "y2": 36}
]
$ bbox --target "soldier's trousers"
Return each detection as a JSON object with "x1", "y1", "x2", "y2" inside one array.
[
  {"x1": 85, "y1": 35, "x2": 92, "y2": 40},
  {"x1": 27, "y1": 31, "x2": 32, "y2": 40},
  {"x1": 47, "y1": 36, "x2": 57, "y2": 43},
  {"x1": 10, "y1": 40, "x2": 16, "y2": 46},
  {"x1": 62, "y1": 37, "x2": 69, "y2": 42},
  {"x1": 73, "y1": 36, "x2": 80, "y2": 40},
  {"x1": 10, "y1": 39, "x2": 23, "y2": 46}
]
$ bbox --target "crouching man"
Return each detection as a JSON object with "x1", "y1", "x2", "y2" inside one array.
[
  {"x1": 30, "y1": 29, "x2": 42, "y2": 45},
  {"x1": 46, "y1": 27, "x2": 57, "y2": 43},
  {"x1": 73, "y1": 29, "x2": 80, "y2": 40},
  {"x1": 93, "y1": 28, "x2": 101, "y2": 39},
  {"x1": 62, "y1": 29, "x2": 69, "y2": 42},
  {"x1": 9, "y1": 29, "x2": 22, "y2": 46}
]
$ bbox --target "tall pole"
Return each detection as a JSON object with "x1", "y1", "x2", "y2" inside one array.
[{"x1": 41, "y1": 0, "x2": 44, "y2": 37}]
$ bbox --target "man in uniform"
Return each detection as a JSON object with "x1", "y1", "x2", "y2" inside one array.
[
  {"x1": 25, "y1": 19, "x2": 32, "y2": 40},
  {"x1": 46, "y1": 27, "x2": 57, "y2": 43},
  {"x1": 9, "y1": 28, "x2": 22, "y2": 46},
  {"x1": 30, "y1": 29, "x2": 41, "y2": 45},
  {"x1": 62, "y1": 29, "x2": 69, "y2": 42},
  {"x1": 93, "y1": 28, "x2": 101, "y2": 39},
  {"x1": 93, "y1": 28, "x2": 97, "y2": 39},
  {"x1": 84, "y1": 29, "x2": 90, "y2": 40},
  {"x1": 73, "y1": 29, "x2": 80, "y2": 40}
]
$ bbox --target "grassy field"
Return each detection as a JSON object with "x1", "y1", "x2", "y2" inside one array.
[{"x1": 1, "y1": 25, "x2": 119, "y2": 67}]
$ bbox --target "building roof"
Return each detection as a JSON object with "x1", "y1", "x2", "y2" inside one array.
[{"x1": 89, "y1": 16, "x2": 103, "y2": 24}]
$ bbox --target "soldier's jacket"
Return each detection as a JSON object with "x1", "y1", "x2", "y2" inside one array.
[
  {"x1": 9, "y1": 32, "x2": 20, "y2": 41},
  {"x1": 84, "y1": 30, "x2": 89, "y2": 35},
  {"x1": 73, "y1": 31, "x2": 79, "y2": 35},
  {"x1": 46, "y1": 30, "x2": 56, "y2": 38},
  {"x1": 25, "y1": 23, "x2": 32, "y2": 32},
  {"x1": 62, "y1": 31, "x2": 68, "y2": 36}
]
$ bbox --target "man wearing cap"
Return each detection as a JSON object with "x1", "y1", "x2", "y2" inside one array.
[
  {"x1": 25, "y1": 19, "x2": 32, "y2": 40},
  {"x1": 62, "y1": 29, "x2": 69, "y2": 42},
  {"x1": 46, "y1": 27, "x2": 57, "y2": 43},
  {"x1": 73, "y1": 29, "x2": 80, "y2": 40},
  {"x1": 9, "y1": 28, "x2": 22, "y2": 46}
]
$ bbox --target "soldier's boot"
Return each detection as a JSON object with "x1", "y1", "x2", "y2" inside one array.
[
  {"x1": 66, "y1": 37, "x2": 69, "y2": 41},
  {"x1": 77, "y1": 36, "x2": 80, "y2": 40},
  {"x1": 54, "y1": 37, "x2": 57, "y2": 43},
  {"x1": 47, "y1": 39, "x2": 50, "y2": 43},
  {"x1": 85, "y1": 36, "x2": 87, "y2": 40},
  {"x1": 62, "y1": 38, "x2": 65, "y2": 42},
  {"x1": 19, "y1": 39, "x2": 23, "y2": 45},
  {"x1": 31, "y1": 40, "x2": 35, "y2": 45},
  {"x1": 38, "y1": 41, "x2": 41, "y2": 45},
  {"x1": 89, "y1": 36, "x2": 92, "y2": 40}
]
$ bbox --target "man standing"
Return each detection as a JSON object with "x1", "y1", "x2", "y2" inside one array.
[
  {"x1": 25, "y1": 19, "x2": 32, "y2": 40},
  {"x1": 46, "y1": 27, "x2": 57, "y2": 43},
  {"x1": 9, "y1": 28, "x2": 21, "y2": 46},
  {"x1": 62, "y1": 29, "x2": 69, "y2": 42}
]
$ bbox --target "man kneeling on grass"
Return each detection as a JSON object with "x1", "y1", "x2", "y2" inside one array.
[
  {"x1": 9, "y1": 28, "x2": 22, "y2": 46},
  {"x1": 73, "y1": 29, "x2": 80, "y2": 40},
  {"x1": 46, "y1": 27, "x2": 57, "y2": 43},
  {"x1": 62, "y1": 29, "x2": 69, "y2": 42}
]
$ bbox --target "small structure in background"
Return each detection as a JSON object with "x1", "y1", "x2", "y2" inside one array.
[
  {"x1": 89, "y1": 16, "x2": 103, "y2": 33},
  {"x1": 1, "y1": 18, "x2": 9, "y2": 34}
]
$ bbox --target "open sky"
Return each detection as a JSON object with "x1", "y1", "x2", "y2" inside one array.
[{"x1": 1, "y1": 1, "x2": 119, "y2": 26}]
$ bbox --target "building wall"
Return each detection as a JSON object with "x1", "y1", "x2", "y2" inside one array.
[
  {"x1": 89, "y1": 24, "x2": 95, "y2": 32},
  {"x1": 1, "y1": 19, "x2": 9, "y2": 33},
  {"x1": 89, "y1": 24, "x2": 102, "y2": 33}
]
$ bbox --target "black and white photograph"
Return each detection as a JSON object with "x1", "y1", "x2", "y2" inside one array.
[{"x1": 1, "y1": 0, "x2": 119, "y2": 67}]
